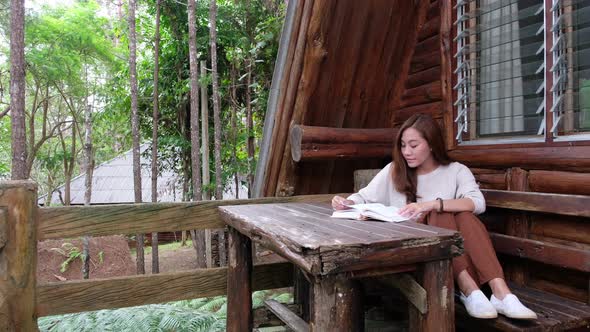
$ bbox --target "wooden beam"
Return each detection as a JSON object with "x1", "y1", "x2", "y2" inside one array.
[
  {"x1": 227, "y1": 227, "x2": 254, "y2": 332},
  {"x1": 504, "y1": 168, "x2": 529, "y2": 285},
  {"x1": 36, "y1": 262, "x2": 293, "y2": 317},
  {"x1": 439, "y1": 0, "x2": 455, "y2": 151},
  {"x1": 254, "y1": 303, "x2": 302, "y2": 328},
  {"x1": 529, "y1": 170, "x2": 590, "y2": 196},
  {"x1": 289, "y1": 125, "x2": 397, "y2": 162},
  {"x1": 379, "y1": 274, "x2": 427, "y2": 314},
  {"x1": 38, "y1": 194, "x2": 333, "y2": 240},
  {"x1": 409, "y1": 259, "x2": 454, "y2": 332},
  {"x1": 450, "y1": 146, "x2": 590, "y2": 173},
  {"x1": 309, "y1": 276, "x2": 363, "y2": 332},
  {"x1": 0, "y1": 181, "x2": 38, "y2": 331},
  {"x1": 482, "y1": 189, "x2": 590, "y2": 218},
  {"x1": 264, "y1": 299, "x2": 309, "y2": 332},
  {"x1": 490, "y1": 233, "x2": 590, "y2": 273}
]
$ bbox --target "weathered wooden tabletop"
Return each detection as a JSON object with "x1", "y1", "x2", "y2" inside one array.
[{"x1": 219, "y1": 202, "x2": 462, "y2": 276}]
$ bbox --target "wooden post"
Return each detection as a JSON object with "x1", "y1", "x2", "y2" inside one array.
[
  {"x1": 227, "y1": 227, "x2": 253, "y2": 331},
  {"x1": 506, "y1": 167, "x2": 529, "y2": 285},
  {"x1": 309, "y1": 275, "x2": 363, "y2": 332},
  {"x1": 409, "y1": 259, "x2": 454, "y2": 332},
  {"x1": 293, "y1": 269, "x2": 310, "y2": 321},
  {"x1": 0, "y1": 181, "x2": 39, "y2": 331}
]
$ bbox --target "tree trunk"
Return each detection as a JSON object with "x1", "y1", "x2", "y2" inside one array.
[
  {"x1": 83, "y1": 102, "x2": 93, "y2": 279},
  {"x1": 188, "y1": 0, "x2": 206, "y2": 268},
  {"x1": 10, "y1": 0, "x2": 26, "y2": 180},
  {"x1": 128, "y1": 0, "x2": 144, "y2": 275},
  {"x1": 209, "y1": 0, "x2": 226, "y2": 267},
  {"x1": 150, "y1": 0, "x2": 162, "y2": 275},
  {"x1": 62, "y1": 124, "x2": 77, "y2": 206},
  {"x1": 246, "y1": 59, "x2": 255, "y2": 198},
  {"x1": 200, "y1": 60, "x2": 211, "y2": 267},
  {"x1": 188, "y1": 0, "x2": 202, "y2": 202},
  {"x1": 231, "y1": 64, "x2": 239, "y2": 199},
  {"x1": 201, "y1": 60, "x2": 210, "y2": 200},
  {"x1": 210, "y1": 0, "x2": 223, "y2": 201}
]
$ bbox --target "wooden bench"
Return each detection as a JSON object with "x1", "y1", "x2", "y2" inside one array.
[
  {"x1": 456, "y1": 189, "x2": 590, "y2": 331},
  {"x1": 354, "y1": 170, "x2": 590, "y2": 331}
]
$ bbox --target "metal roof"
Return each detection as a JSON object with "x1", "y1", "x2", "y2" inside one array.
[{"x1": 38, "y1": 144, "x2": 248, "y2": 205}]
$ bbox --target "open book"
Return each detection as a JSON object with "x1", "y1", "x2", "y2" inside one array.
[{"x1": 331, "y1": 203, "x2": 409, "y2": 222}]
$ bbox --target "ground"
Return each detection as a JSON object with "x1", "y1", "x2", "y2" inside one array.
[
  {"x1": 38, "y1": 236, "x2": 205, "y2": 282},
  {"x1": 37, "y1": 236, "x2": 282, "y2": 282}
]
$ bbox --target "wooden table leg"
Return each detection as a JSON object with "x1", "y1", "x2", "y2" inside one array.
[
  {"x1": 409, "y1": 259, "x2": 454, "y2": 332},
  {"x1": 227, "y1": 227, "x2": 253, "y2": 331},
  {"x1": 310, "y1": 275, "x2": 364, "y2": 332},
  {"x1": 294, "y1": 269, "x2": 311, "y2": 321}
]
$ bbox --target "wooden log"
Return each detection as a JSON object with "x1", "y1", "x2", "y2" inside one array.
[
  {"x1": 327, "y1": 236, "x2": 461, "y2": 275},
  {"x1": 473, "y1": 173, "x2": 507, "y2": 190},
  {"x1": 265, "y1": 0, "x2": 315, "y2": 197},
  {"x1": 414, "y1": 34, "x2": 440, "y2": 57},
  {"x1": 529, "y1": 214, "x2": 590, "y2": 245},
  {"x1": 379, "y1": 274, "x2": 427, "y2": 314},
  {"x1": 439, "y1": 0, "x2": 455, "y2": 150},
  {"x1": 482, "y1": 189, "x2": 590, "y2": 218},
  {"x1": 410, "y1": 49, "x2": 441, "y2": 75},
  {"x1": 394, "y1": 102, "x2": 443, "y2": 126},
  {"x1": 409, "y1": 259, "x2": 454, "y2": 332},
  {"x1": 255, "y1": 0, "x2": 306, "y2": 198},
  {"x1": 400, "y1": 81, "x2": 442, "y2": 108},
  {"x1": 505, "y1": 168, "x2": 529, "y2": 285},
  {"x1": 290, "y1": 125, "x2": 397, "y2": 162},
  {"x1": 227, "y1": 227, "x2": 253, "y2": 332},
  {"x1": 36, "y1": 262, "x2": 292, "y2": 317},
  {"x1": 418, "y1": 17, "x2": 440, "y2": 41},
  {"x1": 529, "y1": 170, "x2": 590, "y2": 195},
  {"x1": 490, "y1": 233, "x2": 590, "y2": 273},
  {"x1": 38, "y1": 193, "x2": 333, "y2": 240},
  {"x1": 275, "y1": 0, "x2": 329, "y2": 196},
  {"x1": 254, "y1": 303, "x2": 301, "y2": 328},
  {"x1": 389, "y1": 0, "x2": 432, "y2": 125},
  {"x1": 0, "y1": 181, "x2": 38, "y2": 331},
  {"x1": 309, "y1": 275, "x2": 363, "y2": 332},
  {"x1": 405, "y1": 66, "x2": 441, "y2": 89},
  {"x1": 450, "y1": 146, "x2": 590, "y2": 173},
  {"x1": 427, "y1": 0, "x2": 439, "y2": 19},
  {"x1": 264, "y1": 299, "x2": 309, "y2": 332}
]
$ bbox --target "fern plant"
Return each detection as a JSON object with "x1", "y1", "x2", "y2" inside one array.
[{"x1": 37, "y1": 290, "x2": 293, "y2": 331}]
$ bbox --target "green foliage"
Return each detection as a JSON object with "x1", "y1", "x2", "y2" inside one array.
[
  {"x1": 49, "y1": 242, "x2": 86, "y2": 273},
  {"x1": 37, "y1": 291, "x2": 293, "y2": 331}
]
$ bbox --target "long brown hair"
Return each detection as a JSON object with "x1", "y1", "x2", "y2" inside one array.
[{"x1": 392, "y1": 114, "x2": 452, "y2": 203}]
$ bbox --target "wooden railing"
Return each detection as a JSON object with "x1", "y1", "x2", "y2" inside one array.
[{"x1": 0, "y1": 180, "x2": 333, "y2": 330}]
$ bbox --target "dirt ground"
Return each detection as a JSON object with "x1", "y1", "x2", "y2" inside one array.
[
  {"x1": 37, "y1": 235, "x2": 136, "y2": 283},
  {"x1": 37, "y1": 237, "x2": 282, "y2": 282}
]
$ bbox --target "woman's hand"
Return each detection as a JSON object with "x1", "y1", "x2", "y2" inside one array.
[
  {"x1": 398, "y1": 201, "x2": 437, "y2": 219},
  {"x1": 332, "y1": 196, "x2": 355, "y2": 210}
]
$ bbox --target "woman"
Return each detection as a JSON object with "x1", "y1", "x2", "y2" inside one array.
[{"x1": 332, "y1": 114, "x2": 537, "y2": 320}]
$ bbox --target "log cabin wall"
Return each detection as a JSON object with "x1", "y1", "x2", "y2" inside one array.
[
  {"x1": 262, "y1": 0, "x2": 432, "y2": 197},
  {"x1": 260, "y1": 0, "x2": 590, "y2": 303}
]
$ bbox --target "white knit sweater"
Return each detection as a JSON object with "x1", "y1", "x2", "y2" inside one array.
[{"x1": 347, "y1": 162, "x2": 486, "y2": 214}]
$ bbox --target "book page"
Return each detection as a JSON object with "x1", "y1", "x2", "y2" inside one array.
[
  {"x1": 331, "y1": 210, "x2": 362, "y2": 220},
  {"x1": 347, "y1": 203, "x2": 408, "y2": 222}
]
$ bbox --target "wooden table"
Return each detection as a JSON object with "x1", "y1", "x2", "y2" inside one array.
[{"x1": 219, "y1": 202, "x2": 462, "y2": 332}]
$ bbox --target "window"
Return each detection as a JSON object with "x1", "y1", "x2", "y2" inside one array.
[
  {"x1": 453, "y1": 0, "x2": 590, "y2": 143},
  {"x1": 552, "y1": 0, "x2": 590, "y2": 136}
]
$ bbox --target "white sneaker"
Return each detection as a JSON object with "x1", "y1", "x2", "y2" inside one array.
[
  {"x1": 490, "y1": 294, "x2": 538, "y2": 320},
  {"x1": 460, "y1": 290, "x2": 498, "y2": 319}
]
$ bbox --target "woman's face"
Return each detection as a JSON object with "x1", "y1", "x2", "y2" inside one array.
[{"x1": 400, "y1": 127, "x2": 432, "y2": 169}]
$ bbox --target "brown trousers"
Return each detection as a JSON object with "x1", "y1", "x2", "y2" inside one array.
[{"x1": 420, "y1": 211, "x2": 504, "y2": 285}]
